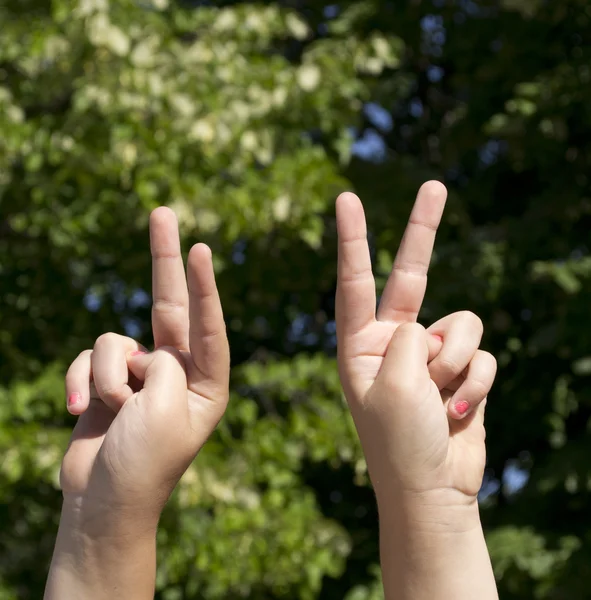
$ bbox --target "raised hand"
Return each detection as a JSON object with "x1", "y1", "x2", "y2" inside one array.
[
  {"x1": 336, "y1": 181, "x2": 496, "y2": 502},
  {"x1": 336, "y1": 182, "x2": 499, "y2": 600},
  {"x1": 61, "y1": 207, "x2": 230, "y2": 519},
  {"x1": 46, "y1": 207, "x2": 230, "y2": 600}
]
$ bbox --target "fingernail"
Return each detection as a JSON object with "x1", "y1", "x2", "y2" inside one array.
[
  {"x1": 431, "y1": 334, "x2": 443, "y2": 343},
  {"x1": 130, "y1": 351, "x2": 147, "y2": 356},
  {"x1": 454, "y1": 400, "x2": 470, "y2": 417},
  {"x1": 67, "y1": 393, "x2": 81, "y2": 407}
]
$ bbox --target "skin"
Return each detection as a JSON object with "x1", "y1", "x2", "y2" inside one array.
[
  {"x1": 46, "y1": 182, "x2": 498, "y2": 599},
  {"x1": 336, "y1": 181, "x2": 498, "y2": 599},
  {"x1": 44, "y1": 208, "x2": 230, "y2": 600}
]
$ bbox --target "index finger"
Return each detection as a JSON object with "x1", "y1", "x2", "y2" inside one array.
[
  {"x1": 150, "y1": 207, "x2": 190, "y2": 350},
  {"x1": 91, "y1": 333, "x2": 142, "y2": 412},
  {"x1": 335, "y1": 192, "x2": 376, "y2": 339},
  {"x1": 376, "y1": 180, "x2": 447, "y2": 323}
]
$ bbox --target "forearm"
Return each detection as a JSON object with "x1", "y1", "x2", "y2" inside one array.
[
  {"x1": 377, "y1": 492, "x2": 498, "y2": 600},
  {"x1": 45, "y1": 502, "x2": 157, "y2": 600}
]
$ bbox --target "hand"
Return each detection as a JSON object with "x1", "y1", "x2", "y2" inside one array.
[
  {"x1": 61, "y1": 207, "x2": 230, "y2": 524},
  {"x1": 336, "y1": 181, "x2": 496, "y2": 504}
]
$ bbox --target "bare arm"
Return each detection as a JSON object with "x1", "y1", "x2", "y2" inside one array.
[
  {"x1": 45, "y1": 501, "x2": 157, "y2": 600},
  {"x1": 378, "y1": 491, "x2": 497, "y2": 600}
]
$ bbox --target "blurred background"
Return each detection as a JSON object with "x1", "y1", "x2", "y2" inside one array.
[{"x1": 1, "y1": 0, "x2": 591, "y2": 598}]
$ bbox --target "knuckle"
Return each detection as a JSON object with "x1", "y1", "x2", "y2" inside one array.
[
  {"x1": 469, "y1": 378, "x2": 490, "y2": 399},
  {"x1": 153, "y1": 346, "x2": 186, "y2": 370},
  {"x1": 396, "y1": 322, "x2": 425, "y2": 337},
  {"x1": 155, "y1": 345, "x2": 181, "y2": 359},
  {"x1": 95, "y1": 381, "x2": 120, "y2": 400},
  {"x1": 459, "y1": 311, "x2": 483, "y2": 333},
  {"x1": 66, "y1": 349, "x2": 92, "y2": 375},
  {"x1": 481, "y1": 350, "x2": 498, "y2": 371},
  {"x1": 95, "y1": 332, "x2": 119, "y2": 348},
  {"x1": 152, "y1": 298, "x2": 186, "y2": 313},
  {"x1": 437, "y1": 355, "x2": 462, "y2": 378}
]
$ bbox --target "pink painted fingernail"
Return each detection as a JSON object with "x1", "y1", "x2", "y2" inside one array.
[
  {"x1": 431, "y1": 334, "x2": 443, "y2": 343},
  {"x1": 67, "y1": 393, "x2": 81, "y2": 407},
  {"x1": 131, "y1": 351, "x2": 147, "y2": 356},
  {"x1": 454, "y1": 400, "x2": 470, "y2": 416}
]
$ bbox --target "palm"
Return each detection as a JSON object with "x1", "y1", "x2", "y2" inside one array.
[
  {"x1": 61, "y1": 209, "x2": 228, "y2": 499},
  {"x1": 61, "y1": 401, "x2": 117, "y2": 495},
  {"x1": 447, "y1": 417, "x2": 486, "y2": 496},
  {"x1": 347, "y1": 319, "x2": 485, "y2": 497},
  {"x1": 343, "y1": 320, "x2": 397, "y2": 396}
]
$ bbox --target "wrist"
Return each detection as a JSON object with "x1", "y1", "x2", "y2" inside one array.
[
  {"x1": 376, "y1": 487, "x2": 481, "y2": 536},
  {"x1": 60, "y1": 493, "x2": 160, "y2": 543},
  {"x1": 45, "y1": 500, "x2": 158, "y2": 600},
  {"x1": 376, "y1": 491, "x2": 497, "y2": 600},
  {"x1": 53, "y1": 499, "x2": 157, "y2": 574}
]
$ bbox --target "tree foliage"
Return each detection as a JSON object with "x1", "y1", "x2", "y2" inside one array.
[{"x1": 1, "y1": 0, "x2": 591, "y2": 598}]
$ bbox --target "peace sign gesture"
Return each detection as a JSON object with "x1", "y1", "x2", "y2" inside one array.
[
  {"x1": 336, "y1": 181, "x2": 496, "y2": 503},
  {"x1": 60, "y1": 207, "x2": 230, "y2": 518}
]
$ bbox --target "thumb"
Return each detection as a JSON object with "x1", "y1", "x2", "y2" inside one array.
[
  {"x1": 378, "y1": 322, "x2": 433, "y2": 402},
  {"x1": 358, "y1": 323, "x2": 445, "y2": 494},
  {"x1": 427, "y1": 332, "x2": 444, "y2": 362},
  {"x1": 127, "y1": 348, "x2": 187, "y2": 410}
]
